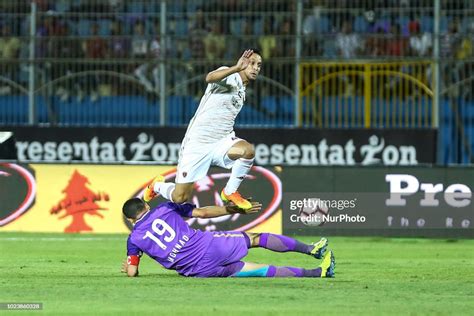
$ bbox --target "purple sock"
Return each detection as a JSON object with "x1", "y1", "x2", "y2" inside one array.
[
  {"x1": 266, "y1": 266, "x2": 322, "y2": 278},
  {"x1": 258, "y1": 233, "x2": 312, "y2": 254}
]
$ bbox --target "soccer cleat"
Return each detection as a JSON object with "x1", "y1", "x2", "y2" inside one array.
[
  {"x1": 319, "y1": 250, "x2": 335, "y2": 278},
  {"x1": 310, "y1": 237, "x2": 328, "y2": 259},
  {"x1": 220, "y1": 189, "x2": 252, "y2": 210},
  {"x1": 143, "y1": 175, "x2": 164, "y2": 202}
]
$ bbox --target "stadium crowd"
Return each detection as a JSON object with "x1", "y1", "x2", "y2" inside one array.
[{"x1": 0, "y1": 0, "x2": 473, "y2": 99}]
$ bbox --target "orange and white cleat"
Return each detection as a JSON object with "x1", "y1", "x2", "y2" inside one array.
[
  {"x1": 220, "y1": 189, "x2": 252, "y2": 210},
  {"x1": 143, "y1": 175, "x2": 165, "y2": 202}
]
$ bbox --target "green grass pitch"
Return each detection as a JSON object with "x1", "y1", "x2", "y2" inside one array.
[{"x1": 1, "y1": 232, "x2": 473, "y2": 315}]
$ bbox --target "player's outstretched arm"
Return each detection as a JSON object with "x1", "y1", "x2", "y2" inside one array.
[
  {"x1": 191, "y1": 202, "x2": 261, "y2": 218},
  {"x1": 205, "y1": 49, "x2": 254, "y2": 83}
]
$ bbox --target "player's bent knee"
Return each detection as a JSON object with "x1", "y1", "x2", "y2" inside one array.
[
  {"x1": 238, "y1": 142, "x2": 255, "y2": 159},
  {"x1": 172, "y1": 191, "x2": 190, "y2": 203},
  {"x1": 246, "y1": 232, "x2": 261, "y2": 247},
  {"x1": 243, "y1": 144, "x2": 255, "y2": 159}
]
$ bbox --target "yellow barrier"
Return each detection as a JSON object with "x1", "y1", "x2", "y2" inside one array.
[
  {"x1": 299, "y1": 61, "x2": 434, "y2": 128},
  {"x1": 0, "y1": 164, "x2": 281, "y2": 234}
]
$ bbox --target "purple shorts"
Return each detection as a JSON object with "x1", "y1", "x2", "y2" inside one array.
[{"x1": 190, "y1": 231, "x2": 250, "y2": 277}]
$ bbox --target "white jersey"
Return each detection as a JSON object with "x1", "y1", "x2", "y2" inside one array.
[{"x1": 183, "y1": 67, "x2": 245, "y2": 144}]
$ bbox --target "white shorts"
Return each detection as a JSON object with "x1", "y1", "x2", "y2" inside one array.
[{"x1": 176, "y1": 132, "x2": 243, "y2": 183}]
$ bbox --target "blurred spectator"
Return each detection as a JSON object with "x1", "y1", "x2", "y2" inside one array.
[
  {"x1": 335, "y1": 20, "x2": 362, "y2": 96},
  {"x1": 188, "y1": 8, "x2": 207, "y2": 60},
  {"x1": 132, "y1": 22, "x2": 154, "y2": 93},
  {"x1": 132, "y1": 21, "x2": 166, "y2": 94},
  {"x1": 131, "y1": 22, "x2": 148, "y2": 59},
  {"x1": 0, "y1": 24, "x2": 21, "y2": 61},
  {"x1": 84, "y1": 23, "x2": 107, "y2": 59},
  {"x1": 440, "y1": 21, "x2": 460, "y2": 58},
  {"x1": 274, "y1": 19, "x2": 295, "y2": 57},
  {"x1": 274, "y1": 19, "x2": 296, "y2": 91},
  {"x1": 81, "y1": 22, "x2": 107, "y2": 102},
  {"x1": 108, "y1": 19, "x2": 130, "y2": 94},
  {"x1": 109, "y1": 20, "x2": 130, "y2": 59},
  {"x1": 35, "y1": 16, "x2": 62, "y2": 91},
  {"x1": 336, "y1": 20, "x2": 362, "y2": 58},
  {"x1": 302, "y1": 0, "x2": 325, "y2": 57},
  {"x1": 0, "y1": 24, "x2": 21, "y2": 95},
  {"x1": 453, "y1": 23, "x2": 474, "y2": 99},
  {"x1": 238, "y1": 20, "x2": 255, "y2": 52},
  {"x1": 203, "y1": 20, "x2": 226, "y2": 61},
  {"x1": 439, "y1": 21, "x2": 461, "y2": 97},
  {"x1": 36, "y1": 16, "x2": 60, "y2": 58},
  {"x1": 408, "y1": 21, "x2": 432, "y2": 57},
  {"x1": 386, "y1": 24, "x2": 408, "y2": 57},
  {"x1": 34, "y1": 0, "x2": 54, "y2": 12},
  {"x1": 258, "y1": 18, "x2": 277, "y2": 59},
  {"x1": 303, "y1": 0, "x2": 328, "y2": 35},
  {"x1": 365, "y1": 27, "x2": 387, "y2": 57},
  {"x1": 50, "y1": 22, "x2": 82, "y2": 102},
  {"x1": 456, "y1": 26, "x2": 473, "y2": 61}
]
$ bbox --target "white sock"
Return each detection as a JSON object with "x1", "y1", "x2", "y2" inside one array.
[
  {"x1": 154, "y1": 182, "x2": 176, "y2": 201},
  {"x1": 224, "y1": 157, "x2": 254, "y2": 195}
]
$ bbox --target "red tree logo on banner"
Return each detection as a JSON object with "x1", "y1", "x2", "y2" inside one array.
[{"x1": 50, "y1": 170, "x2": 109, "y2": 233}]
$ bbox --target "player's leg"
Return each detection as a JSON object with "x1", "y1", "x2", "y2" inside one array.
[
  {"x1": 232, "y1": 251, "x2": 335, "y2": 278},
  {"x1": 216, "y1": 138, "x2": 255, "y2": 210},
  {"x1": 144, "y1": 177, "x2": 194, "y2": 203},
  {"x1": 144, "y1": 144, "x2": 213, "y2": 203},
  {"x1": 245, "y1": 232, "x2": 328, "y2": 259}
]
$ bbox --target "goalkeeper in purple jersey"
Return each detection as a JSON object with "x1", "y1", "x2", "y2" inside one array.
[{"x1": 121, "y1": 198, "x2": 335, "y2": 278}]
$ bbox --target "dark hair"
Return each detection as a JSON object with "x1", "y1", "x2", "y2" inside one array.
[
  {"x1": 122, "y1": 198, "x2": 146, "y2": 219},
  {"x1": 242, "y1": 47, "x2": 262, "y2": 58}
]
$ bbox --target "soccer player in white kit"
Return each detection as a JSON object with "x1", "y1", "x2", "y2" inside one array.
[{"x1": 144, "y1": 49, "x2": 262, "y2": 210}]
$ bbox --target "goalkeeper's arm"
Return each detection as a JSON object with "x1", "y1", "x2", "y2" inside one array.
[{"x1": 121, "y1": 256, "x2": 140, "y2": 277}]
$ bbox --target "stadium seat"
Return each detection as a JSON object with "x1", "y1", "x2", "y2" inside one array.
[
  {"x1": 420, "y1": 16, "x2": 433, "y2": 33},
  {"x1": 175, "y1": 19, "x2": 189, "y2": 36},
  {"x1": 98, "y1": 19, "x2": 112, "y2": 36},
  {"x1": 253, "y1": 19, "x2": 264, "y2": 36},
  {"x1": 146, "y1": 2, "x2": 160, "y2": 13},
  {"x1": 127, "y1": 2, "x2": 144, "y2": 14},
  {"x1": 460, "y1": 17, "x2": 474, "y2": 33},
  {"x1": 0, "y1": 96, "x2": 27, "y2": 125},
  {"x1": 322, "y1": 38, "x2": 337, "y2": 58},
  {"x1": 185, "y1": 2, "x2": 199, "y2": 14},
  {"x1": 354, "y1": 16, "x2": 368, "y2": 33},
  {"x1": 318, "y1": 16, "x2": 331, "y2": 33},
  {"x1": 396, "y1": 16, "x2": 410, "y2": 36},
  {"x1": 167, "y1": 3, "x2": 184, "y2": 13},
  {"x1": 55, "y1": 0, "x2": 70, "y2": 13},
  {"x1": 167, "y1": 95, "x2": 183, "y2": 125},
  {"x1": 230, "y1": 19, "x2": 243, "y2": 35},
  {"x1": 77, "y1": 20, "x2": 91, "y2": 36},
  {"x1": 439, "y1": 124, "x2": 453, "y2": 164},
  {"x1": 36, "y1": 97, "x2": 49, "y2": 124},
  {"x1": 440, "y1": 16, "x2": 449, "y2": 33},
  {"x1": 262, "y1": 96, "x2": 277, "y2": 114}
]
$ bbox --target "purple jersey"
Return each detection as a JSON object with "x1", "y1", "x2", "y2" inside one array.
[{"x1": 127, "y1": 202, "x2": 214, "y2": 276}]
